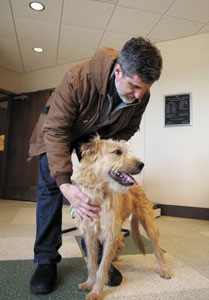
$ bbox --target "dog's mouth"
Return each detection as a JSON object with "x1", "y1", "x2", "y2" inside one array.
[{"x1": 108, "y1": 170, "x2": 138, "y2": 186}]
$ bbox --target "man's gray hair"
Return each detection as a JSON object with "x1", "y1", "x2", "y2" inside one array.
[{"x1": 117, "y1": 37, "x2": 163, "y2": 83}]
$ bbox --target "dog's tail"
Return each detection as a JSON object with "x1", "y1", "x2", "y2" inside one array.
[{"x1": 131, "y1": 213, "x2": 146, "y2": 255}]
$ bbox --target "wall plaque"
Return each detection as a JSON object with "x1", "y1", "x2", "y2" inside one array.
[{"x1": 164, "y1": 93, "x2": 192, "y2": 127}]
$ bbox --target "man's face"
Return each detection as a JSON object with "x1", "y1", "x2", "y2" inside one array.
[{"x1": 114, "y1": 63, "x2": 153, "y2": 104}]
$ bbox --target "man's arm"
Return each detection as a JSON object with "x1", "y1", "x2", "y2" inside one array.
[
  {"x1": 43, "y1": 73, "x2": 100, "y2": 220},
  {"x1": 43, "y1": 72, "x2": 78, "y2": 185}
]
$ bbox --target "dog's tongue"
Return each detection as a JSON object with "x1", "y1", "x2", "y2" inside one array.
[{"x1": 122, "y1": 172, "x2": 138, "y2": 184}]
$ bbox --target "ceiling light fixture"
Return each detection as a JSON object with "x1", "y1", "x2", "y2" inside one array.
[
  {"x1": 29, "y1": 2, "x2": 45, "y2": 11},
  {"x1": 33, "y1": 47, "x2": 44, "y2": 53}
]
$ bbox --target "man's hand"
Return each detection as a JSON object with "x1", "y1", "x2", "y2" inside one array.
[{"x1": 59, "y1": 183, "x2": 100, "y2": 221}]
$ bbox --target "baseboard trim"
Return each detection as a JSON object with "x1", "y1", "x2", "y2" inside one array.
[{"x1": 155, "y1": 204, "x2": 209, "y2": 220}]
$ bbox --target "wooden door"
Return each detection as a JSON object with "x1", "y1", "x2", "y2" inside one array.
[{"x1": 3, "y1": 90, "x2": 51, "y2": 201}]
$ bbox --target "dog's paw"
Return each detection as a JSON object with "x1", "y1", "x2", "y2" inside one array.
[
  {"x1": 160, "y1": 269, "x2": 172, "y2": 279},
  {"x1": 85, "y1": 292, "x2": 103, "y2": 300},
  {"x1": 78, "y1": 282, "x2": 93, "y2": 291}
]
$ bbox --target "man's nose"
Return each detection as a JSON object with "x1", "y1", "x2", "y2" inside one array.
[{"x1": 134, "y1": 90, "x2": 143, "y2": 100}]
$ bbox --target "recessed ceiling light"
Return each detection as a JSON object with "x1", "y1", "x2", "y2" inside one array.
[
  {"x1": 29, "y1": 2, "x2": 45, "y2": 11},
  {"x1": 33, "y1": 47, "x2": 44, "y2": 53}
]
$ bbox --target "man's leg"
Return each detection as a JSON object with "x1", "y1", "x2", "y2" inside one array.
[{"x1": 30, "y1": 153, "x2": 63, "y2": 294}]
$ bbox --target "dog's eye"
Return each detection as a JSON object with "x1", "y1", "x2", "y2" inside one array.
[{"x1": 113, "y1": 149, "x2": 122, "y2": 155}]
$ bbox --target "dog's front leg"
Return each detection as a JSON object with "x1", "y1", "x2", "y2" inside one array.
[
  {"x1": 78, "y1": 228, "x2": 98, "y2": 292},
  {"x1": 86, "y1": 233, "x2": 119, "y2": 300}
]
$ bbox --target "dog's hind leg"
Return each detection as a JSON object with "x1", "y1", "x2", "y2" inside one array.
[
  {"x1": 135, "y1": 195, "x2": 172, "y2": 279},
  {"x1": 78, "y1": 228, "x2": 98, "y2": 292},
  {"x1": 112, "y1": 233, "x2": 125, "y2": 261},
  {"x1": 141, "y1": 216, "x2": 172, "y2": 279},
  {"x1": 131, "y1": 213, "x2": 146, "y2": 254}
]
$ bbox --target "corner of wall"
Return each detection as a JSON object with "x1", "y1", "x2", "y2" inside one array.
[{"x1": 0, "y1": 66, "x2": 23, "y2": 94}]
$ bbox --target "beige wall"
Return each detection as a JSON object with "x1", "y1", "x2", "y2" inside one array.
[
  {"x1": 132, "y1": 32, "x2": 209, "y2": 208},
  {"x1": 18, "y1": 63, "x2": 73, "y2": 93},
  {"x1": 0, "y1": 60, "x2": 85, "y2": 94},
  {"x1": 0, "y1": 66, "x2": 21, "y2": 93}
]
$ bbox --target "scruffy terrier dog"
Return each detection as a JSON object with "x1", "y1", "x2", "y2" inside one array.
[{"x1": 74, "y1": 136, "x2": 171, "y2": 300}]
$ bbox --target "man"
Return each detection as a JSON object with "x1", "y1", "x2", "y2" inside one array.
[{"x1": 29, "y1": 37, "x2": 162, "y2": 294}]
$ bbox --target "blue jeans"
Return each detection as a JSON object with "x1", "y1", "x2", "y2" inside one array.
[
  {"x1": 34, "y1": 151, "x2": 103, "y2": 265},
  {"x1": 34, "y1": 153, "x2": 63, "y2": 264}
]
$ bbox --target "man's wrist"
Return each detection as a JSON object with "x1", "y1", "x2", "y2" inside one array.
[
  {"x1": 55, "y1": 174, "x2": 72, "y2": 186},
  {"x1": 60, "y1": 182, "x2": 70, "y2": 187}
]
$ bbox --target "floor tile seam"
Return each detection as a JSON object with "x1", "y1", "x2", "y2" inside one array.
[{"x1": 0, "y1": 254, "x2": 85, "y2": 261}]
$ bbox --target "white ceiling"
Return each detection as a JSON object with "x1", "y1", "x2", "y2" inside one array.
[{"x1": 0, "y1": 0, "x2": 209, "y2": 74}]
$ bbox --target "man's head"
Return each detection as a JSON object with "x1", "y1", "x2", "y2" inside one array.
[{"x1": 114, "y1": 37, "x2": 162, "y2": 104}]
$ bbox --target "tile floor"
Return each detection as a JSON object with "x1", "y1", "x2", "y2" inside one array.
[{"x1": 0, "y1": 199, "x2": 209, "y2": 300}]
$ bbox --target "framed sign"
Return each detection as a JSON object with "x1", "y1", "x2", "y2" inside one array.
[{"x1": 164, "y1": 93, "x2": 192, "y2": 127}]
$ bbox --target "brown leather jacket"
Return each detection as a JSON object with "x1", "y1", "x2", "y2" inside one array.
[{"x1": 29, "y1": 47, "x2": 150, "y2": 186}]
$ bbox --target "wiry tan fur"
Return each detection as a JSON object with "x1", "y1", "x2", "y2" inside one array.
[{"x1": 74, "y1": 136, "x2": 171, "y2": 300}]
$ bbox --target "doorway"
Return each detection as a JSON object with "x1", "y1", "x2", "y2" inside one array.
[
  {"x1": 0, "y1": 92, "x2": 12, "y2": 198},
  {"x1": 1, "y1": 89, "x2": 51, "y2": 201}
]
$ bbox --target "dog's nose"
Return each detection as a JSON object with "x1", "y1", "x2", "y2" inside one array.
[{"x1": 136, "y1": 162, "x2": 144, "y2": 170}]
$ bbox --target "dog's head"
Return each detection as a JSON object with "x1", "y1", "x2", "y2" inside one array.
[{"x1": 77, "y1": 136, "x2": 144, "y2": 193}]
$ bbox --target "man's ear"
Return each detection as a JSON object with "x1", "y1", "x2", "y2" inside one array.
[{"x1": 114, "y1": 63, "x2": 123, "y2": 80}]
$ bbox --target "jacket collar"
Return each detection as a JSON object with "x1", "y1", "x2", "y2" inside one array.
[{"x1": 89, "y1": 47, "x2": 118, "y2": 95}]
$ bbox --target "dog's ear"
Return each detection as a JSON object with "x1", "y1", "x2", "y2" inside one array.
[{"x1": 80, "y1": 135, "x2": 101, "y2": 158}]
